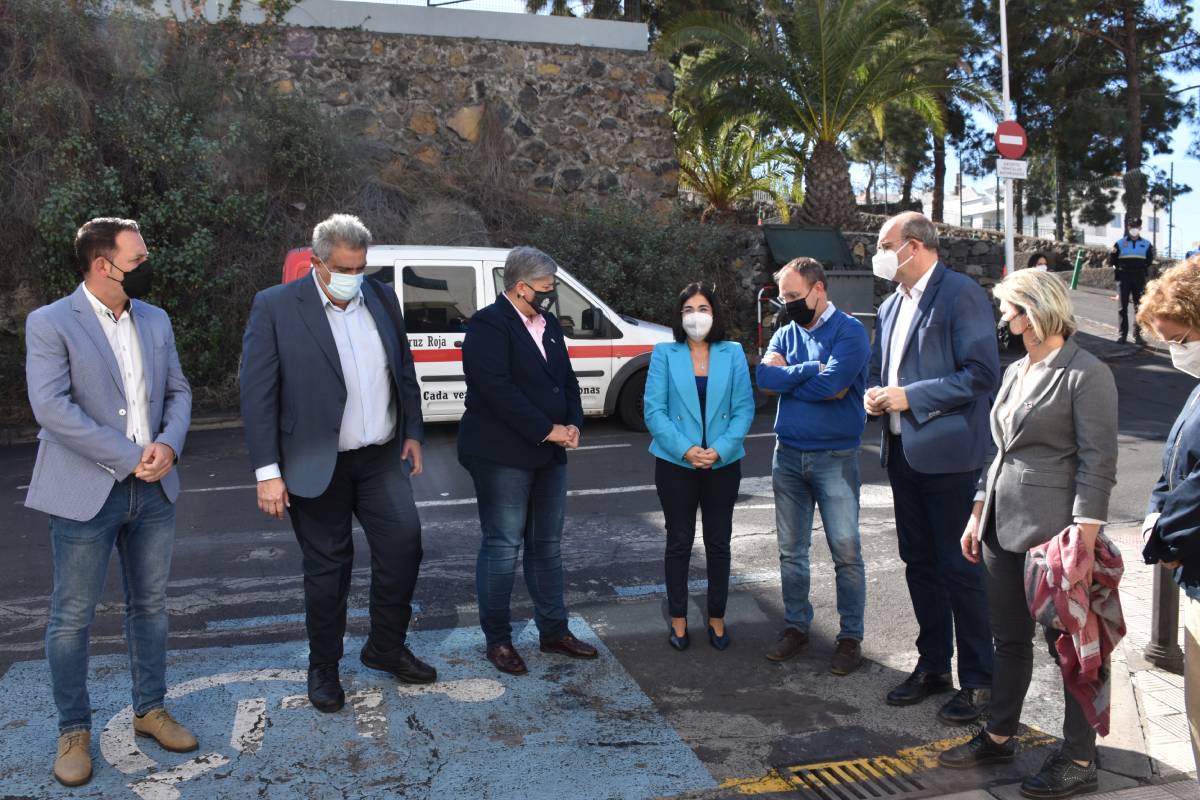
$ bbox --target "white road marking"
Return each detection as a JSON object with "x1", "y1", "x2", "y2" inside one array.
[
  {"x1": 230, "y1": 698, "x2": 267, "y2": 754},
  {"x1": 280, "y1": 694, "x2": 310, "y2": 710},
  {"x1": 396, "y1": 678, "x2": 505, "y2": 703},
  {"x1": 347, "y1": 688, "x2": 387, "y2": 738},
  {"x1": 128, "y1": 753, "x2": 231, "y2": 800},
  {"x1": 574, "y1": 443, "x2": 631, "y2": 451}
]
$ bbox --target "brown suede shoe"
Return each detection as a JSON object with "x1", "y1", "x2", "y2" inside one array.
[
  {"x1": 134, "y1": 707, "x2": 198, "y2": 753},
  {"x1": 53, "y1": 730, "x2": 92, "y2": 787},
  {"x1": 539, "y1": 632, "x2": 599, "y2": 659},
  {"x1": 765, "y1": 627, "x2": 809, "y2": 662},
  {"x1": 487, "y1": 643, "x2": 529, "y2": 675},
  {"x1": 830, "y1": 639, "x2": 863, "y2": 675}
]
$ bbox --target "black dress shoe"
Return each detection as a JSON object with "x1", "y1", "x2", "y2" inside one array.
[
  {"x1": 1019, "y1": 752, "x2": 1098, "y2": 799},
  {"x1": 307, "y1": 663, "x2": 345, "y2": 713},
  {"x1": 938, "y1": 728, "x2": 1016, "y2": 769},
  {"x1": 938, "y1": 687, "x2": 990, "y2": 725},
  {"x1": 540, "y1": 632, "x2": 599, "y2": 659},
  {"x1": 707, "y1": 624, "x2": 730, "y2": 651},
  {"x1": 360, "y1": 640, "x2": 437, "y2": 684},
  {"x1": 669, "y1": 625, "x2": 689, "y2": 651},
  {"x1": 886, "y1": 669, "x2": 954, "y2": 706}
]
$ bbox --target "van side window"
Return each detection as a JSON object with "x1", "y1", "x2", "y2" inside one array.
[
  {"x1": 489, "y1": 268, "x2": 613, "y2": 340},
  {"x1": 402, "y1": 266, "x2": 476, "y2": 333}
]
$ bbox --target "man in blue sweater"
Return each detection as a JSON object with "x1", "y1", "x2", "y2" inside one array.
[{"x1": 757, "y1": 257, "x2": 870, "y2": 675}]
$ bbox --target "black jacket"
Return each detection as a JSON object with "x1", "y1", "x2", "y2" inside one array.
[{"x1": 457, "y1": 297, "x2": 583, "y2": 470}]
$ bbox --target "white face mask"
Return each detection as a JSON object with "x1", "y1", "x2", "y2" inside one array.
[
  {"x1": 1034, "y1": 263, "x2": 1048, "y2": 272},
  {"x1": 1128, "y1": 228, "x2": 1141, "y2": 238},
  {"x1": 321, "y1": 266, "x2": 363, "y2": 302},
  {"x1": 872, "y1": 240, "x2": 912, "y2": 282},
  {"x1": 682, "y1": 312, "x2": 713, "y2": 342},
  {"x1": 1170, "y1": 339, "x2": 1200, "y2": 377}
]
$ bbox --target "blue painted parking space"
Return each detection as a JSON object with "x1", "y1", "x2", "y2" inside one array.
[{"x1": 0, "y1": 618, "x2": 715, "y2": 799}]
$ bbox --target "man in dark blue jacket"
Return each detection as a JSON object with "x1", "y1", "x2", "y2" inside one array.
[
  {"x1": 867, "y1": 212, "x2": 1000, "y2": 725},
  {"x1": 459, "y1": 246, "x2": 597, "y2": 675},
  {"x1": 240, "y1": 214, "x2": 434, "y2": 715}
]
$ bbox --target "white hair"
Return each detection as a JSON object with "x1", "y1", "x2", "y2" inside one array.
[{"x1": 312, "y1": 214, "x2": 372, "y2": 261}]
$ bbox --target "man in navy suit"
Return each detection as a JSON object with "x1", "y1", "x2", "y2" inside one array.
[
  {"x1": 459, "y1": 246, "x2": 598, "y2": 675},
  {"x1": 240, "y1": 214, "x2": 435, "y2": 715},
  {"x1": 866, "y1": 212, "x2": 1000, "y2": 724}
]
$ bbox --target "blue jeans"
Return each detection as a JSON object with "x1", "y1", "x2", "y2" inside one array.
[
  {"x1": 464, "y1": 457, "x2": 569, "y2": 647},
  {"x1": 773, "y1": 444, "x2": 866, "y2": 641},
  {"x1": 46, "y1": 477, "x2": 176, "y2": 733}
]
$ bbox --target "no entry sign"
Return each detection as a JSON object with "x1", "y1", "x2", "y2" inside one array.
[{"x1": 994, "y1": 120, "x2": 1027, "y2": 159}]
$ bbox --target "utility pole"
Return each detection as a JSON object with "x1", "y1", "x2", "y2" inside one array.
[
  {"x1": 957, "y1": 171, "x2": 963, "y2": 228},
  {"x1": 1169, "y1": 162, "x2": 1175, "y2": 257},
  {"x1": 999, "y1": 0, "x2": 1015, "y2": 275}
]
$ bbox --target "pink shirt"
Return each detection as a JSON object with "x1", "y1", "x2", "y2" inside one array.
[{"x1": 503, "y1": 293, "x2": 547, "y2": 360}]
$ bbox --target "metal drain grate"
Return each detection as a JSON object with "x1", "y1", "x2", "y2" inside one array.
[{"x1": 778, "y1": 757, "x2": 929, "y2": 800}]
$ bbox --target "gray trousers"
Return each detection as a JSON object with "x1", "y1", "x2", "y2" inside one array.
[{"x1": 983, "y1": 524, "x2": 1097, "y2": 762}]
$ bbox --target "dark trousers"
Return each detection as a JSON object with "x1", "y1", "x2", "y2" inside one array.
[
  {"x1": 464, "y1": 456, "x2": 569, "y2": 648},
  {"x1": 1118, "y1": 271, "x2": 1147, "y2": 337},
  {"x1": 983, "y1": 523, "x2": 1096, "y2": 762},
  {"x1": 887, "y1": 434, "x2": 992, "y2": 688},
  {"x1": 655, "y1": 458, "x2": 741, "y2": 619},
  {"x1": 287, "y1": 442, "x2": 423, "y2": 666}
]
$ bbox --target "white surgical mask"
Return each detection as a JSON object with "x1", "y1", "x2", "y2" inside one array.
[
  {"x1": 682, "y1": 312, "x2": 713, "y2": 342},
  {"x1": 322, "y1": 268, "x2": 363, "y2": 302},
  {"x1": 1128, "y1": 228, "x2": 1141, "y2": 238},
  {"x1": 872, "y1": 240, "x2": 912, "y2": 282},
  {"x1": 1170, "y1": 339, "x2": 1200, "y2": 377}
]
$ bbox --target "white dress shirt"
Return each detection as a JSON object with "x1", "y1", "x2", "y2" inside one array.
[
  {"x1": 255, "y1": 273, "x2": 396, "y2": 482},
  {"x1": 886, "y1": 266, "x2": 935, "y2": 434},
  {"x1": 82, "y1": 284, "x2": 151, "y2": 446}
]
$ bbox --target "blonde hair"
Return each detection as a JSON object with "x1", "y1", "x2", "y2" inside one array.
[
  {"x1": 993, "y1": 268, "x2": 1077, "y2": 342},
  {"x1": 1137, "y1": 256, "x2": 1200, "y2": 339}
]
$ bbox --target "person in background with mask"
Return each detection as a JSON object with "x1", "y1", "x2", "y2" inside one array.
[
  {"x1": 1028, "y1": 252, "x2": 1051, "y2": 271},
  {"x1": 866, "y1": 211, "x2": 1000, "y2": 724},
  {"x1": 240, "y1": 214, "x2": 435, "y2": 715},
  {"x1": 644, "y1": 283, "x2": 754, "y2": 651},
  {"x1": 1137, "y1": 257, "x2": 1200, "y2": 776},
  {"x1": 25, "y1": 217, "x2": 193, "y2": 786},
  {"x1": 756, "y1": 258, "x2": 870, "y2": 674},
  {"x1": 1109, "y1": 216, "x2": 1155, "y2": 345},
  {"x1": 459, "y1": 247, "x2": 598, "y2": 675}
]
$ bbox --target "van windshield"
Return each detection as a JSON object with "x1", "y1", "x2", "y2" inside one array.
[{"x1": 490, "y1": 268, "x2": 616, "y2": 340}]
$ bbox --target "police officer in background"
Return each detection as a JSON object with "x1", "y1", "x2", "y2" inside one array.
[{"x1": 1109, "y1": 216, "x2": 1154, "y2": 345}]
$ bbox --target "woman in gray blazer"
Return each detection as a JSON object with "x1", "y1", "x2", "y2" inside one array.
[{"x1": 938, "y1": 269, "x2": 1118, "y2": 800}]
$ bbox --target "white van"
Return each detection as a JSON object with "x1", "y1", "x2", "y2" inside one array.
[{"x1": 282, "y1": 245, "x2": 672, "y2": 430}]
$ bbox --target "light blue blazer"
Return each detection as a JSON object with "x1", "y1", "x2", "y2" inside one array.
[
  {"x1": 24, "y1": 286, "x2": 192, "y2": 521},
  {"x1": 643, "y1": 340, "x2": 754, "y2": 469}
]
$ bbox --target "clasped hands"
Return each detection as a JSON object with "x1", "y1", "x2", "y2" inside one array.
[
  {"x1": 864, "y1": 385, "x2": 909, "y2": 416},
  {"x1": 546, "y1": 424, "x2": 580, "y2": 449},
  {"x1": 134, "y1": 442, "x2": 175, "y2": 483},
  {"x1": 684, "y1": 445, "x2": 720, "y2": 469}
]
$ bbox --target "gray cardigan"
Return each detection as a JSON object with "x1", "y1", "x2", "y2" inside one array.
[{"x1": 977, "y1": 337, "x2": 1119, "y2": 553}]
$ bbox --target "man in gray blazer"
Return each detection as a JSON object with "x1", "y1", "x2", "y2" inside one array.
[
  {"x1": 25, "y1": 217, "x2": 193, "y2": 787},
  {"x1": 240, "y1": 214, "x2": 434, "y2": 717}
]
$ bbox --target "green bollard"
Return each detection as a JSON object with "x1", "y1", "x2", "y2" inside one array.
[{"x1": 1069, "y1": 249, "x2": 1085, "y2": 290}]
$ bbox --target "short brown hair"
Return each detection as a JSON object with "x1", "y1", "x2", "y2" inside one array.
[
  {"x1": 774, "y1": 257, "x2": 826, "y2": 289},
  {"x1": 1137, "y1": 256, "x2": 1200, "y2": 338},
  {"x1": 74, "y1": 217, "x2": 140, "y2": 278}
]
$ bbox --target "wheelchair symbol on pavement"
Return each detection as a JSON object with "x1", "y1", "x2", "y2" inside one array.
[{"x1": 99, "y1": 668, "x2": 506, "y2": 800}]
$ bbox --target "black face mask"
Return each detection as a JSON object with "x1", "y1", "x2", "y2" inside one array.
[
  {"x1": 106, "y1": 258, "x2": 154, "y2": 299},
  {"x1": 524, "y1": 284, "x2": 557, "y2": 314},
  {"x1": 997, "y1": 310, "x2": 1025, "y2": 339},
  {"x1": 776, "y1": 293, "x2": 816, "y2": 327}
]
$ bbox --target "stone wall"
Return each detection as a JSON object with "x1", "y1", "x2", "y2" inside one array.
[{"x1": 251, "y1": 27, "x2": 677, "y2": 206}]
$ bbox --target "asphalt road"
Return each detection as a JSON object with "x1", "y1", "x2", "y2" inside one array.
[{"x1": 0, "y1": 283, "x2": 1191, "y2": 799}]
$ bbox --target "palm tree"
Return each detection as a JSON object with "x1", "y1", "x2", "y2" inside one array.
[
  {"x1": 677, "y1": 115, "x2": 792, "y2": 223},
  {"x1": 659, "y1": 0, "x2": 990, "y2": 229}
]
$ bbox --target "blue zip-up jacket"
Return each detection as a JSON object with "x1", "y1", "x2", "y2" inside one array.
[
  {"x1": 1144, "y1": 383, "x2": 1200, "y2": 599},
  {"x1": 756, "y1": 307, "x2": 869, "y2": 452}
]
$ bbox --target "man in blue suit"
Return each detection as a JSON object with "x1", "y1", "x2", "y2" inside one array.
[
  {"x1": 25, "y1": 217, "x2": 193, "y2": 786},
  {"x1": 458, "y1": 246, "x2": 598, "y2": 675},
  {"x1": 240, "y1": 214, "x2": 435, "y2": 715},
  {"x1": 866, "y1": 212, "x2": 1000, "y2": 724}
]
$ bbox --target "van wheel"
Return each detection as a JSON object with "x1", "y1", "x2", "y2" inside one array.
[{"x1": 616, "y1": 370, "x2": 648, "y2": 432}]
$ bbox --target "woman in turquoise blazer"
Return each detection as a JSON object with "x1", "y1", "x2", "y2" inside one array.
[{"x1": 644, "y1": 283, "x2": 755, "y2": 651}]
